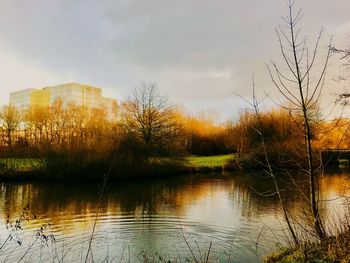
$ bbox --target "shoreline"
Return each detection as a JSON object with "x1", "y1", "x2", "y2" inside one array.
[
  {"x1": 0, "y1": 160, "x2": 345, "y2": 183},
  {"x1": 264, "y1": 232, "x2": 350, "y2": 263},
  {"x1": 0, "y1": 154, "x2": 240, "y2": 182}
]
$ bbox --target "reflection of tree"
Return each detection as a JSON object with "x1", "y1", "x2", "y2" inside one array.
[{"x1": 1, "y1": 173, "x2": 348, "y2": 235}]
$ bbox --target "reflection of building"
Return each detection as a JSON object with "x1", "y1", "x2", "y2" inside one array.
[{"x1": 10, "y1": 83, "x2": 118, "y2": 119}]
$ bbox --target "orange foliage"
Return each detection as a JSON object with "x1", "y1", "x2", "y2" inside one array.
[
  {"x1": 316, "y1": 118, "x2": 350, "y2": 150},
  {"x1": 174, "y1": 109, "x2": 232, "y2": 155}
]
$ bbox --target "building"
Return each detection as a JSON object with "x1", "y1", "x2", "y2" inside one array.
[
  {"x1": 10, "y1": 83, "x2": 118, "y2": 119},
  {"x1": 9, "y1": 88, "x2": 50, "y2": 108}
]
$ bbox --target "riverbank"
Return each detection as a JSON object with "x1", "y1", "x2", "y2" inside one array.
[
  {"x1": 0, "y1": 154, "x2": 239, "y2": 181},
  {"x1": 185, "y1": 154, "x2": 240, "y2": 172},
  {"x1": 264, "y1": 231, "x2": 350, "y2": 263}
]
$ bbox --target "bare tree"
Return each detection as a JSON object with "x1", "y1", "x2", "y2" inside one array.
[
  {"x1": 244, "y1": 81, "x2": 300, "y2": 245},
  {"x1": 331, "y1": 47, "x2": 350, "y2": 105},
  {"x1": 25, "y1": 105, "x2": 50, "y2": 146},
  {"x1": 122, "y1": 83, "x2": 177, "y2": 149},
  {"x1": 267, "y1": 0, "x2": 331, "y2": 240},
  {"x1": 0, "y1": 105, "x2": 21, "y2": 148}
]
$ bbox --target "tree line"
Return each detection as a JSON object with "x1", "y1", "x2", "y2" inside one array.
[
  {"x1": 0, "y1": 84, "x2": 235, "y2": 179},
  {"x1": 0, "y1": 85, "x2": 347, "y2": 168}
]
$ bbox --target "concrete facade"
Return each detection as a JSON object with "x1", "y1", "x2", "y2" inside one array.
[{"x1": 10, "y1": 83, "x2": 118, "y2": 119}]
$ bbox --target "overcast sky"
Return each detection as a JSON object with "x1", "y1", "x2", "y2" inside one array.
[{"x1": 0, "y1": 0, "x2": 349, "y2": 121}]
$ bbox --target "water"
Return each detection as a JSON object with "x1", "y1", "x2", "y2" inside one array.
[{"x1": 0, "y1": 171, "x2": 349, "y2": 262}]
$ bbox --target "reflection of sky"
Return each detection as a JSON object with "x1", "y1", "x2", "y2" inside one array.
[
  {"x1": 0, "y1": 172, "x2": 349, "y2": 262},
  {"x1": 188, "y1": 190, "x2": 242, "y2": 228},
  {"x1": 319, "y1": 175, "x2": 350, "y2": 230}
]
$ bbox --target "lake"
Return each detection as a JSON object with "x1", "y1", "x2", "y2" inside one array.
[{"x1": 0, "y1": 170, "x2": 349, "y2": 262}]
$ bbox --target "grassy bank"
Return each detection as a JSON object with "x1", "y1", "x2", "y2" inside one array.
[
  {"x1": 185, "y1": 154, "x2": 239, "y2": 172},
  {"x1": 264, "y1": 232, "x2": 350, "y2": 263},
  {"x1": 0, "y1": 158, "x2": 44, "y2": 171},
  {"x1": 0, "y1": 154, "x2": 239, "y2": 181}
]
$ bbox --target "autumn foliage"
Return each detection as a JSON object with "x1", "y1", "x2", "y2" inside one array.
[{"x1": 0, "y1": 86, "x2": 233, "y2": 179}]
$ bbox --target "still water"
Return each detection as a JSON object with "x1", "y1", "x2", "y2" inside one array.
[{"x1": 0, "y1": 171, "x2": 349, "y2": 262}]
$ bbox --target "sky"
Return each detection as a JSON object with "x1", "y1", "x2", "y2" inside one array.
[{"x1": 0, "y1": 0, "x2": 349, "y2": 122}]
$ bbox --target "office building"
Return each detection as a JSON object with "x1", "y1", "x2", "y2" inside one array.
[{"x1": 10, "y1": 83, "x2": 118, "y2": 119}]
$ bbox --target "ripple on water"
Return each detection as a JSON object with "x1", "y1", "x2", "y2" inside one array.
[{"x1": 0, "y1": 172, "x2": 348, "y2": 262}]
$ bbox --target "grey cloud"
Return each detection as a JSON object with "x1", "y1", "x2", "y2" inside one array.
[{"x1": 0, "y1": 0, "x2": 348, "y2": 121}]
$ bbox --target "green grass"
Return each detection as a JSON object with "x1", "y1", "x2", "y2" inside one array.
[
  {"x1": 186, "y1": 154, "x2": 236, "y2": 168},
  {"x1": 0, "y1": 154, "x2": 238, "y2": 180},
  {"x1": 0, "y1": 155, "x2": 236, "y2": 172},
  {"x1": 0, "y1": 158, "x2": 44, "y2": 171}
]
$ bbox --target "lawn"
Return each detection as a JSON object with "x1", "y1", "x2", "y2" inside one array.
[{"x1": 186, "y1": 154, "x2": 236, "y2": 168}]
